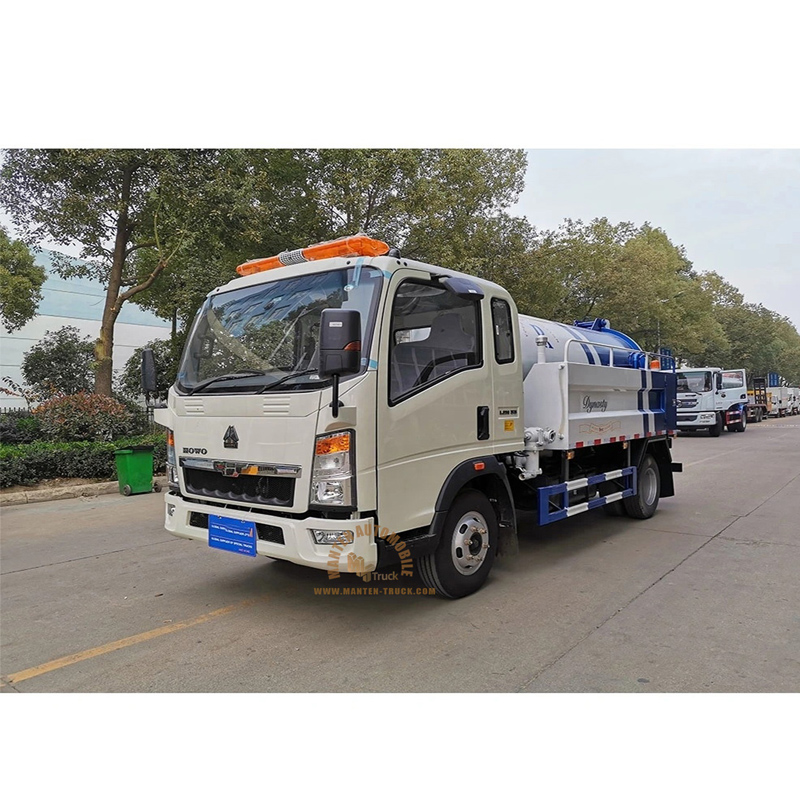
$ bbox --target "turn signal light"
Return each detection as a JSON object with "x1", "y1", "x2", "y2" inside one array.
[
  {"x1": 236, "y1": 235, "x2": 390, "y2": 276},
  {"x1": 315, "y1": 432, "x2": 351, "y2": 455}
]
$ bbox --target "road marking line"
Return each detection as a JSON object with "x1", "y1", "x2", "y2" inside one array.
[{"x1": 5, "y1": 595, "x2": 266, "y2": 685}]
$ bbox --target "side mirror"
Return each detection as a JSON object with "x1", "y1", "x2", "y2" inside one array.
[
  {"x1": 141, "y1": 348, "x2": 158, "y2": 395},
  {"x1": 318, "y1": 309, "x2": 362, "y2": 379},
  {"x1": 318, "y1": 309, "x2": 361, "y2": 418}
]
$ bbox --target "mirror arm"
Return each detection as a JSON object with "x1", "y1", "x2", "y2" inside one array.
[{"x1": 329, "y1": 374, "x2": 343, "y2": 418}]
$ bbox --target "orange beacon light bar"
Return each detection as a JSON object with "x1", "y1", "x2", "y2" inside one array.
[{"x1": 236, "y1": 235, "x2": 390, "y2": 277}]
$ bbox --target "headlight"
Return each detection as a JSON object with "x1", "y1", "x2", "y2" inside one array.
[{"x1": 311, "y1": 430, "x2": 355, "y2": 507}]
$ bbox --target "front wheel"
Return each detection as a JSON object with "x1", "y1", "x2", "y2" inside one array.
[
  {"x1": 623, "y1": 454, "x2": 661, "y2": 519},
  {"x1": 729, "y1": 410, "x2": 747, "y2": 433},
  {"x1": 708, "y1": 413, "x2": 723, "y2": 437},
  {"x1": 418, "y1": 489, "x2": 498, "y2": 599}
]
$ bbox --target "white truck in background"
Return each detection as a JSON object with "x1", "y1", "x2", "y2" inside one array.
[
  {"x1": 146, "y1": 235, "x2": 681, "y2": 598},
  {"x1": 676, "y1": 367, "x2": 749, "y2": 435},
  {"x1": 770, "y1": 386, "x2": 800, "y2": 417}
]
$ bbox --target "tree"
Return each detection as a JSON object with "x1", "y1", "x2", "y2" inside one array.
[
  {"x1": 21, "y1": 325, "x2": 95, "y2": 398},
  {"x1": 0, "y1": 225, "x2": 45, "y2": 331},
  {"x1": 0, "y1": 149, "x2": 260, "y2": 396},
  {"x1": 117, "y1": 334, "x2": 187, "y2": 402},
  {"x1": 131, "y1": 148, "x2": 530, "y2": 329}
]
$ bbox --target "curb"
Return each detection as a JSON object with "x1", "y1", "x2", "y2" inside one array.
[{"x1": 1, "y1": 476, "x2": 168, "y2": 507}]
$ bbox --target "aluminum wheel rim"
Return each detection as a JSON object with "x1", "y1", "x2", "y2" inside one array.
[
  {"x1": 641, "y1": 465, "x2": 658, "y2": 506},
  {"x1": 451, "y1": 511, "x2": 489, "y2": 575}
]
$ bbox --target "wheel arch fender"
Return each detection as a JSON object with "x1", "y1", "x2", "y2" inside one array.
[{"x1": 432, "y1": 457, "x2": 518, "y2": 558}]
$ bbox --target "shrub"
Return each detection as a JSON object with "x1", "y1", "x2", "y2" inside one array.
[
  {"x1": 34, "y1": 392, "x2": 147, "y2": 442},
  {"x1": 0, "y1": 412, "x2": 42, "y2": 444},
  {"x1": 0, "y1": 433, "x2": 167, "y2": 488}
]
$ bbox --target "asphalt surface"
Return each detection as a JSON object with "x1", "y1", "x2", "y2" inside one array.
[{"x1": 2, "y1": 416, "x2": 799, "y2": 693}]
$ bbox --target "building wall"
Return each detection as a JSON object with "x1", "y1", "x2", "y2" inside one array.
[{"x1": 0, "y1": 250, "x2": 171, "y2": 408}]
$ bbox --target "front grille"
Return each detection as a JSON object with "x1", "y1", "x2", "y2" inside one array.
[
  {"x1": 188, "y1": 511, "x2": 285, "y2": 545},
  {"x1": 678, "y1": 414, "x2": 698, "y2": 422},
  {"x1": 183, "y1": 468, "x2": 295, "y2": 507}
]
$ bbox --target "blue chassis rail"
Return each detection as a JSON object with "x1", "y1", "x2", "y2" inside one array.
[{"x1": 537, "y1": 466, "x2": 637, "y2": 526}]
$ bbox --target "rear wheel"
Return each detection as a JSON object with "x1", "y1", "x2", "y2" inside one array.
[
  {"x1": 418, "y1": 490, "x2": 498, "y2": 599},
  {"x1": 623, "y1": 454, "x2": 660, "y2": 519},
  {"x1": 708, "y1": 413, "x2": 723, "y2": 437}
]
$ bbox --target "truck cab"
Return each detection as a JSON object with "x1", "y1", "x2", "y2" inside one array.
[
  {"x1": 152, "y1": 236, "x2": 679, "y2": 598},
  {"x1": 676, "y1": 367, "x2": 748, "y2": 436}
]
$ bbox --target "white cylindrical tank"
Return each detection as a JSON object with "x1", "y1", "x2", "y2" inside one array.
[{"x1": 519, "y1": 315, "x2": 646, "y2": 377}]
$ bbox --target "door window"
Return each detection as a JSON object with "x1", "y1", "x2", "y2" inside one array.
[
  {"x1": 491, "y1": 298, "x2": 514, "y2": 364},
  {"x1": 389, "y1": 281, "x2": 481, "y2": 403}
]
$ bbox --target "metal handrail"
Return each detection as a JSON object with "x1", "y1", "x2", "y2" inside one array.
[{"x1": 562, "y1": 338, "x2": 676, "y2": 372}]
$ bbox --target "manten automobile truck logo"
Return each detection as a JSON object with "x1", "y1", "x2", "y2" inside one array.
[{"x1": 326, "y1": 522, "x2": 413, "y2": 582}]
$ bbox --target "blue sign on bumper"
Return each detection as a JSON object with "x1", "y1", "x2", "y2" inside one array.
[{"x1": 209, "y1": 515, "x2": 257, "y2": 557}]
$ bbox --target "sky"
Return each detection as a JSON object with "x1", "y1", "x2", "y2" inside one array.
[{"x1": 513, "y1": 149, "x2": 800, "y2": 329}]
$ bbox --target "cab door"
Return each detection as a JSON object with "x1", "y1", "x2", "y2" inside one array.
[{"x1": 376, "y1": 270, "x2": 493, "y2": 535}]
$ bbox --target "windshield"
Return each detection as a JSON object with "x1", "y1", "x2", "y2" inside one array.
[
  {"x1": 177, "y1": 266, "x2": 383, "y2": 393},
  {"x1": 677, "y1": 370, "x2": 712, "y2": 393}
]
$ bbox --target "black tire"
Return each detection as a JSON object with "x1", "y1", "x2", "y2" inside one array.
[
  {"x1": 122, "y1": 484, "x2": 132, "y2": 496},
  {"x1": 729, "y1": 410, "x2": 747, "y2": 433},
  {"x1": 418, "y1": 489, "x2": 498, "y2": 599},
  {"x1": 708, "y1": 413, "x2": 723, "y2": 437},
  {"x1": 755, "y1": 408, "x2": 763, "y2": 423},
  {"x1": 623, "y1": 454, "x2": 660, "y2": 519}
]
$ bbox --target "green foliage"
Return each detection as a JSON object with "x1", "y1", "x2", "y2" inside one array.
[
  {"x1": 131, "y1": 148, "x2": 529, "y2": 327},
  {"x1": 0, "y1": 225, "x2": 45, "y2": 331},
  {"x1": 118, "y1": 334, "x2": 187, "y2": 401},
  {"x1": 21, "y1": 325, "x2": 95, "y2": 398},
  {"x1": 0, "y1": 411, "x2": 41, "y2": 444},
  {"x1": 0, "y1": 149, "x2": 264, "y2": 395},
  {"x1": 0, "y1": 433, "x2": 166, "y2": 488},
  {"x1": 34, "y1": 392, "x2": 147, "y2": 442}
]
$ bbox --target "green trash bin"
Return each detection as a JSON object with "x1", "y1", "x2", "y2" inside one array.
[{"x1": 114, "y1": 445, "x2": 155, "y2": 496}]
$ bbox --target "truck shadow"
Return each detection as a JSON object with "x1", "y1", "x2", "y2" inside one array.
[{"x1": 199, "y1": 506, "x2": 638, "y2": 620}]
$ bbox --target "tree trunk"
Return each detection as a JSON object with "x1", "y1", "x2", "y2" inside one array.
[{"x1": 94, "y1": 166, "x2": 133, "y2": 396}]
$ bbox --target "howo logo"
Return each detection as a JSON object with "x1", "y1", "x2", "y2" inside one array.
[{"x1": 183, "y1": 447, "x2": 208, "y2": 455}]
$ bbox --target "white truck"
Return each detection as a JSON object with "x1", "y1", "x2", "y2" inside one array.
[
  {"x1": 770, "y1": 386, "x2": 798, "y2": 417},
  {"x1": 675, "y1": 367, "x2": 749, "y2": 435},
  {"x1": 147, "y1": 235, "x2": 682, "y2": 598}
]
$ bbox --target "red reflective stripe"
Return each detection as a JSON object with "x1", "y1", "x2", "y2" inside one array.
[
  {"x1": 576, "y1": 441, "x2": 584, "y2": 448},
  {"x1": 634, "y1": 434, "x2": 641, "y2": 439},
  {"x1": 594, "y1": 439, "x2": 602, "y2": 445},
  {"x1": 610, "y1": 437, "x2": 617, "y2": 443},
  {"x1": 620, "y1": 435, "x2": 626, "y2": 441}
]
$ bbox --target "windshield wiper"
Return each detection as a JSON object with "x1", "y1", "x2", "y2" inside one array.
[
  {"x1": 186, "y1": 370, "x2": 268, "y2": 395},
  {"x1": 256, "y1": 369, "x2": 319, "y2": 394}
]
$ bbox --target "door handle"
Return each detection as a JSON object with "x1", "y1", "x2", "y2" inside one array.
[{"x1": 477, "y1": 406, "x2": 490, "y2": 440}]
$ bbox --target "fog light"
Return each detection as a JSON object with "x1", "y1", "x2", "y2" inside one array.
[
  {"x1": 166, "y1": 503, "x2": 176, "y2": 517},
  {"x1": 311, "y1": 529, "x2": 354, "y2": 545}
]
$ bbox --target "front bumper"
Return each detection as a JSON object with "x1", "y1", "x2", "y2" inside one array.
[
  {"x1": 677, "y1": 412, "x2": 716, "y2": 428},
  {"x1": 163, "y1": 492, "x2": 377, "y2": 572}
]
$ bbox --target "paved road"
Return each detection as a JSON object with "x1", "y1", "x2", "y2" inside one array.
[{"x1": 2, "y1": 417, "x2": 799, "y2": 692}]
